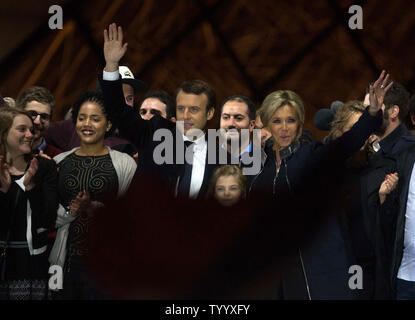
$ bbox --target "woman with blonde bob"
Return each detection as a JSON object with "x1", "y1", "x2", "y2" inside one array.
[
  {"x1": 247, "y1": 71, "x2": 392, "y2": 299},
  {"x1": 208, "y1": 165, "x2": 246, "y2": 207}
]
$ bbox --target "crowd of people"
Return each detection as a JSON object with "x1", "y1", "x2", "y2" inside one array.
[{"x1": 1, "y1": 22, "x2": 415, "y2": 300}]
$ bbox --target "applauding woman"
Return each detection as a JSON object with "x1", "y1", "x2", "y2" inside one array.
[
  {"x1": 50, "y1": 91, "x2": 136, "y2": 299},
  {"x1": 0, "y1": 108, "x2": 58, "y2": 300}
]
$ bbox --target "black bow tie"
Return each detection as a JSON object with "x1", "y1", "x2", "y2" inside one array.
[{"x1": 184, "y1": 140, "x2": 194, "y2": 148}]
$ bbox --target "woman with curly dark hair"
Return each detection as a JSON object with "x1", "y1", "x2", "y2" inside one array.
[{"x1": 50, "y1": 91, "x2": 136, "y2": 299}]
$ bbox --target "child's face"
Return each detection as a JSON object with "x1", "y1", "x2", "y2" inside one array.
[{"x1": 214, "y1": 175, "x2": 243, "y2": 207}]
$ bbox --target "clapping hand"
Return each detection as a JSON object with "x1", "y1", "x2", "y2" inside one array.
[
  {"x1": 103, "y1": 23, "x2": 128, "y2": 72},
  {"x1": 69, "y1": 190, "x2": 91, "y2": 217},
  {"x1": 0, "y1": 156, "x2": 11, "y2": 194},
  {"x1": 38, "y1": 150, "x2": 51, "y2": 160},
  {"x1": 379, "y1": 172, "x2": 398, "y2": 204},
  {"x1": 368, "y1": 70, "x2": 393, "y2": 116},
  {"x1": 23, "y1": 158, "x2": 38, "y2": 191}
]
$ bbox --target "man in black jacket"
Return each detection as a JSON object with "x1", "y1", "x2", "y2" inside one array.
[
  {"x1": 380, "y1": 141, "x2": 415, "y2": 299},
  {"x1": 360, "y1": 80, "x2": 412, "y2": 299},
  {"x1": 100, "y1": 23, "x2": 225, "y2": 199}
]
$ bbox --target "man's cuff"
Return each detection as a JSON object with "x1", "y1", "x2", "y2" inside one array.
[{"x1": 103, "y1": 69, "x2": 120, "y2": 81}]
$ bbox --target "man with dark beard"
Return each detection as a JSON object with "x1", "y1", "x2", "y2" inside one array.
[
  {"x1": 219, "y1": 95, "x2": 263, "y2": 177},
  {"x1": 363, "y1": 81, "x2": 410, "y2": 156},
  {"x1": 361, "y1": 80, "x2": 412, "y2": 298}
]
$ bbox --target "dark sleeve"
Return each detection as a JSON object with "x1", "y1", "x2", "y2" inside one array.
[
  {"x1": 0, "y1": 188, "x2": 13, "y2": 235},
  {"x1": 26, "y1": 157, "x2": 59, "y2": 230},
  {"x1": 98, "y1": 75, "x2": 174, "y2": 149},
  {"x1": 313, "y1": 107, "x2": 383, "y2": 165},
  {"x1": 378, "y1": 184, "x2": 399, "y2": 245}
]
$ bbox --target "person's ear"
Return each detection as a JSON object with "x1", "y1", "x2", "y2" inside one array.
[
  {"x1": 207, "y1": 108, "x2": 214, "y2": 121},
  {"x1": 411, "y1": 113, "x2": 415, "y2": 126},
  {"x1": 249, "y1": 120, "x2": 255, "y2": 132},
  {"x1": 390, "y1": 105, "x2": 400, "y2": 120}
]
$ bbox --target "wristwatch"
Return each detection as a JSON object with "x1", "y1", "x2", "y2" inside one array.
[{"x1": 65, "y1": 206, "x2": 72, "y2": 216}]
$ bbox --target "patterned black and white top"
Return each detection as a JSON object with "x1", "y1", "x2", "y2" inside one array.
[{"x1": 57, "y1": 153, "x2": 118, "y2": 258}]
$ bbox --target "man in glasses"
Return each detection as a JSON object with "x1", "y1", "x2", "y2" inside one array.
[{"x1": 15, "y1": 86, "x2": 60, "y2": 157}]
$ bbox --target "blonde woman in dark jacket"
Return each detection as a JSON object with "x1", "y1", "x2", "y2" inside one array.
[{"x1": 248, "y1": 72, "x2": 391, "y2": 299}]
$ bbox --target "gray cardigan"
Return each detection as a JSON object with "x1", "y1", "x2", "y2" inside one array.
[{"x1": 49, "y1": 147, "x2": 137, "y2": 269}]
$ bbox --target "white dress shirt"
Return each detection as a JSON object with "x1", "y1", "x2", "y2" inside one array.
[
  {"x1": 103, "y1": 69, "x2": 120, "y2": 81},
  {"x1": 398, "y1": 162, "x2": 415, "y2": 281},
  {"x1": 103, "y1": 69, "x2": 208, "y2": 198}
]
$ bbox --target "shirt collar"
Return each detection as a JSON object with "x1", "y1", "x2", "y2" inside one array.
[
  {"x1": 183, "y1": 133, "x2": 206, "y2": 146},
  {"x1": 220, "y1": 141, "x2": 252, "y2": 157},
  {"x1": 379, "y1": 123, "x2": 408, "y2": 155},
  {"x1": 37, "y1": 138, "x2": 47, "y2": 151},
  {"x1": 239, "y1": 141, "x2": 252, "y2": 158}
]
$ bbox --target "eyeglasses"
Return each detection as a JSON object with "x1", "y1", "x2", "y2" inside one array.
[{"x1": 27, "y1": 110, "x2": 51, "y2": 122}]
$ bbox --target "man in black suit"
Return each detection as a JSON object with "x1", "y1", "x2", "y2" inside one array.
[
  {"x1": 100, "y1": 23, "x2": 225, "y2": 199},
  {"x1": 379, "y1": 141, "x2": 415, "y2": 299},
  {"x1": 359, "y1": 79, "x2": 412, "y2": 299}
]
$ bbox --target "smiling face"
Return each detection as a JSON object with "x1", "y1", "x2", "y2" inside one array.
[
  {"x1": 220, "y1": 100, "x2": 254, "y2": 146},
  {"x1": 176, "y1": 90, "x2": 213, "y2": 135},
  {"x1": 268, "y1": 104, "x2": 300, "y2": 149},
  {"x1": 214, "y1": 175, "x2": 243, "y2": 207},
  {"x1": 76, "y1": 102, "x2": 111, "y2": 146},
  {"x1": 24, "y1": 100, "x2": 51, "y2": 144},
  {"x1": 6, "y1": 114, "x2": 34, "y2": 158}
]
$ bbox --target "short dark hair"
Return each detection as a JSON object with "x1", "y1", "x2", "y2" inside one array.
[
  {"x1": 220, "y1": 95, "x2": 256, "y2": 121},
  {"x1": 16, "y1": 86, "x2": 55, "y2": 115},
  {"x1": 139, "y1": 90, "x2": 176, "y2": 119},
  {"x1": 175, "y1": 79, "x2": 216, "y2": 113},
  {"x1": 383, "y1": 82, "x2": 410, "y2": 123},
  {"x1": 71, "y1": 91, "x2": 113, "y2": 137}
]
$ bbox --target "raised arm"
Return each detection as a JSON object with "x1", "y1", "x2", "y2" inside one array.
[
  {"x1": 314, "y1": 71, "x2": 392, "y2": 165},
  {"x1": 103, "y1": 23, "x2": 128, "y2": 73},
  {"x1": 368, "y1": 70, "x2": 393, "y2": 116},
  {"x1": 100, "y1": 23, "x2": 172, "y2": 149}
]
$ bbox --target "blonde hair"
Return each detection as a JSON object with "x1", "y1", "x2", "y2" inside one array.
[
  {"x1": 259, "y1": 90, "x2": 305, "y2": 142},
  {"x1": 326, "y1": 100, "x2": 366, "y2": 142},
  {"x1": 3, "y1": 97, "x2": 16, "y2": 108},
  {"x1": 207, "y1": 165, "x2": 247, "y2": 199}
]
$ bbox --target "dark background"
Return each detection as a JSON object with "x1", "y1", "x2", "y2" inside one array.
[{"x1": 0, "y1": 0, "x2": 414, "y2": 141}]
